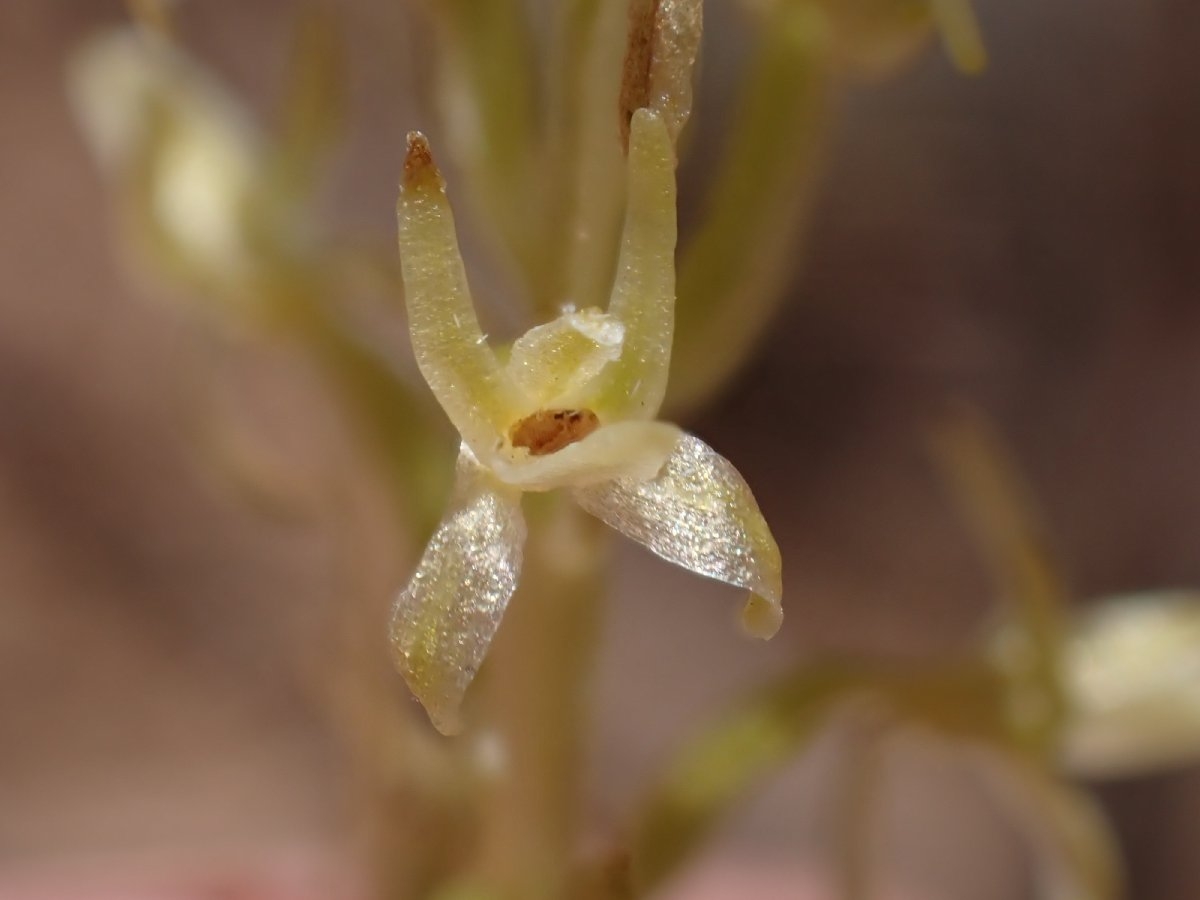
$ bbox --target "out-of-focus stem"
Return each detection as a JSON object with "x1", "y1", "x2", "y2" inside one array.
[
  {"x1": 832, "y1": 718, "x2": 886, "y2": 900},
  {"x1": 472, "y1": 496, "x2": 609, "y2": 900},
  {"x1": 267, "y1": 5, "x2": 347, "y2": 209},
  {"x1": 667, "y1": 3, "x2": 833, "y2": 414},
  {"x1": 126, "y1": 0, "x2": 175, "y2": 38},
  {"x1": 551, "y1": 0, "x2": 630, "y2": 317},
  {"x1": 269, "y1": 271, "x2": 451, "y2": 538},
  {"x1": 630, "y1": 656, "x2": 1009, "y2": 893},
  {"x1": 428, "y1": 0, "x2": 549, "y2": 308},
  {"x1": 975, "y1": 749, "x2": 1121, "y2": 900},
  {"x1": 539, "y1": 0, "x2": 607, "y2": 315},
  {"x1": 631, "y1": 662, "x2": 857, "y2": 893},
  {"x1": 928, "y1": 409, "x2": 1069, "y2": 755},
  {"x1": 268, "y1": 273, "x2": 485, "y2": 898},
  {"x1": 929, "y1": 0, "x2": 987, "y2": 75},
  {"x1": 331, "y1": 559, "x2": 464, "y2": 900}
]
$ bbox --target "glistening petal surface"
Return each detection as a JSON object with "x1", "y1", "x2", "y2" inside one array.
[
  {"x1": 390, "y1": 451, "x2": 526, "y2": 735},
  {"x1": 397, "y1": 134, "x2": 522, "y2": 455},
  {"x1": 587, "y1": 108, "x2": 677, "y2": 421},
  {"x1": 572, "y1": 434, "x2": 783, "y2": 637},
  {"x1": 488, "y1": 420, "x2": 682, "y2": 492}
]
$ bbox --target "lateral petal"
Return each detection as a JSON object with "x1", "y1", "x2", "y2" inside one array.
[
  {"x1": 488, "y1": 420, "x2": 682, "y2": 492},
  {"x1": 572, "y1": 434, "x2": 783, "y2": 637},
  {"x1": 390, "y1": 451, "x2": 526, "y2": 735},
  {"x1": 397, "y1": 133, "x2": 523, "y2": 455}
]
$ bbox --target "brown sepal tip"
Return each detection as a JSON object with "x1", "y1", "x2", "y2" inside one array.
[{"x1": 403, "y1": 132, "x2": 444, "y2": 191}]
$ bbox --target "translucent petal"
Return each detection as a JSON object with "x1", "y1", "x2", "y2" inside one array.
[
  {"x1": 488, "y1": 421, "x2": 682, "y2": 492},
  {"x1": 390, "y1": 451, "x2": 526, "y2": 735},
  {"x1": 571, "y1": 434, "x2": 783, "y2": 637},
  {"x1": 397, "y1": 134, "x2": 523, "y2": 455},
  {"x1": 586, "y1": 109, "x2": 677, "y2": 421},
  {"x1": 1061, "y1": 591, "x2": 1200, "y2": 778},
  {"x1": 506, "y1": 307, "x2": 625, "y2": 409}
]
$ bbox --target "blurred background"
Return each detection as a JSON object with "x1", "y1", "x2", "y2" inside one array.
[{"x1": 2, "y1": 1, "x2": 1199, "y2": 898}]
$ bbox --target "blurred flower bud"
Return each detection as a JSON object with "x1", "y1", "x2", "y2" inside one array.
[{"x1": 1062, "y1": 591, "x2": 1200, "y2": 778}]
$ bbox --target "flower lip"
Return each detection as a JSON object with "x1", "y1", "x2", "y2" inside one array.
[{"x1": 509, "y1": 408, "x2": 601, "y2": 456}]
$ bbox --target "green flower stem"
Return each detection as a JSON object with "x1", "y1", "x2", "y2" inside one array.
[
  {"x1": 258, "y1": 272, "x2": 471, "y2": 897},
  {"x1": 929, "y1": 411, "x2": 1069, "y2": 755},
  {"x1": 976, "y1": 749, "x2": 1120, "y2": 900},
  {"x1": 631, "y1": 663, "x2": 856, "y2": 893},
  {"x1": 667, "y1": 3, "x2": 833, "y2": 414},
  {"x1": 429, "y1": 0, "x2": 550, "y2": 308},
  {"x1": 268, "y1": 270, "x2": 452, "y2": 538},
  {"x1": 266, "y1": 5, "x2": 347, "y2": 210},
  {"x1": 542, "y1": 0, "x2": 627, "y2": 317},
  {"x1": 631, "y1": 657, "x2": 1010, "y2": 893},
  {"x1": 472, "y1": 496, "x2": 609, "y2": 900},
  {"x1": 929, "y1": 0, "x2": 987, "y2": 75},
  {"x1": 831, "y1": 716, "x2": 887, "y2": 900}
]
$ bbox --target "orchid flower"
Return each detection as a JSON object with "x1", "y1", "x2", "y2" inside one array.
[{"x1": 390, "y1": 107, "x2": 784, "y2": 735}]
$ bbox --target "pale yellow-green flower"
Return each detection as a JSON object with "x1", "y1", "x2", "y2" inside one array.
[
  {"x1": 67, "y1": 14, "x2": 345, "y2": 330},
  {"x1": 68, "y1": 26, "x2": 263, "y2": 311},
  {"x1": 391, "y1": 108, "x2": 784, "y2": 735},
  {"x1": 1061, "y1": 591, "x2": 1200, "y2": 778}
]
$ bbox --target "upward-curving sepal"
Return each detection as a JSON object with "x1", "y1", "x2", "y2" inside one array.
[
  {"x1": 588, "y1": 108, "x2": 677, "y2": 422},
  {"x1": 572, "y1": 434, "x2": 783, "y2": 637},
  {"x1": 390, "y1": 450, "x2": 526, "y2": 735},
  {"x1": 397, "y1": 133, "x2": 524, "y2": 456}
]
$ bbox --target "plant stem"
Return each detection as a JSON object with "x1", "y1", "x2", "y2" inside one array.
[
  {"x1": 269, "y1": 272, "x2": 452, "y2": 538},
  {"x1": 473, "y1": 496, "x2": 609, "y2": 900}
]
